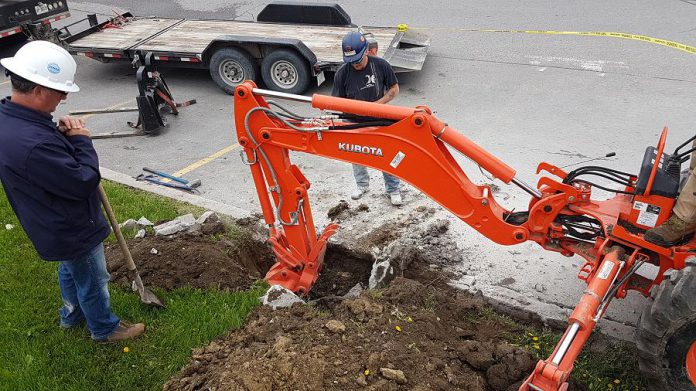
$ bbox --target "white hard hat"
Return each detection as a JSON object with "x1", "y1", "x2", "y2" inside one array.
[{"x1": 1, "y1": 40, "x2": 79, "y2": 93}]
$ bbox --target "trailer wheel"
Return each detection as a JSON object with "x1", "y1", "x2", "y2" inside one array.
[
  {"x1": 636, "y1": 261, "x2": 696, "y2": 390},
  {"x1": 261, "y1": 48, "x2": 311, "y2": 94},
  {"x1": 209, "y1": 47, "x2": 257, "y2": 94}
]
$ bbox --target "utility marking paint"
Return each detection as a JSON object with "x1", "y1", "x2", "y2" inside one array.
[{"x1": 408, "y1": 26, "x2": 696, "y2": 55}]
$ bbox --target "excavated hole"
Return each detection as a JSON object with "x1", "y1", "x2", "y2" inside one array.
[
  {"x1": 105, "y1": 229, "x2": 379, "y2": 298},
  {"x1": 310, "y1": 243, "x2": 375, "y2": 299}
]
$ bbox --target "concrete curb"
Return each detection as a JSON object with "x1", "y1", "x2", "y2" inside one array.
[{"x1": 99, "y1": 167, "x2": 253, "y2": 220}]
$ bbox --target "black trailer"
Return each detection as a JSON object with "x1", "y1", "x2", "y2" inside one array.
[
  {"x1": 0, "y1": 0, "x2": 70, "y2": 42},
  {"x1": 60, "y1": 3, "x2": 430, "y2": 95}
]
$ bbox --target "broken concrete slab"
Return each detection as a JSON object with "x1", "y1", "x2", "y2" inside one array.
[
  {"x1": 154, "y1": 214, "x2": 198, "y2": 236},
  {"x1": 196, "y1": 211, "x2": 216, "y2": 224},
  {"x1": 369, "y1": 259, "x2": 394, "y2": 289},
  {"x1": 344, "y1": 282, "x2": 363, "y2": 298},
  {"x1": 119, "y1": 219, "x2": 138, "y2": 230},
  {"x1": 260, "y1": 285, "x2": 305, "y2": 310},
  {"x1": 137, "y1": 217, "x2": 153, "y2": 226}
]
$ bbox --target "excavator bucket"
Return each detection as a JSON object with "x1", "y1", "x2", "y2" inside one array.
[{"x1": 265, "y1": 223, "x2": 339, "y2": 295}]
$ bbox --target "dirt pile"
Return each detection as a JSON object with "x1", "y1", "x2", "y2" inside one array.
[
  {"x1": 164, "y1": 276, "x2": 539, "y2": 391},
  {"x1": 105, "y1": 234, "x2": 275, "y2": 291},
  {"x1": 103, "y1": 213, "x2": 587, "y2": 390}
]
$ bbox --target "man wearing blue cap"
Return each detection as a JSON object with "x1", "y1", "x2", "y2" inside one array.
[{"x1": 333, "y1": 31, "x2": 402, "y2": 206}]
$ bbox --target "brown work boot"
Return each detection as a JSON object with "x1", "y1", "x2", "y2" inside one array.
[
  {"x1": 98, "y1": 321, "x2": 145, "y2": 343},
  {"x1": 644, "y1": 214, "x2": 696, "y2": 247}
]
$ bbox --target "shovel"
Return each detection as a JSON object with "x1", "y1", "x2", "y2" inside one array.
[{"x1": 98, "y1": 183, "x2": 165, "y2": 308}]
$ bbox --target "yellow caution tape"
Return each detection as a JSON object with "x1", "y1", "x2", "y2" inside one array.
[{"x1": 409, "y1": 27, "x2": 696, "y2": 55}]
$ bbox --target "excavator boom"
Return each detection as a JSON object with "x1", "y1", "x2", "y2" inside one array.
[{"x1": 233, "y1": 81, "x2": 692, "y2": 390}]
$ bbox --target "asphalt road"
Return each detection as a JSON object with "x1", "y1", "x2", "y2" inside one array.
[{"x1": 2, "y1": 0, "x2": 696, "y2": 337}]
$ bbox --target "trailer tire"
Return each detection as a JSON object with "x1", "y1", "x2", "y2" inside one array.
[
  {"x1": 209, "y1": 47, "x2": 257, "y2": 95},
  {"x1": 636, "y1": 261, "x2": 696, "y2": 391},
  {"x1": 261, "y1": 48, "x2": 311, "y2": 94}
]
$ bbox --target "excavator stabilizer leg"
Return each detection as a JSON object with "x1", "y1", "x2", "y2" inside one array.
[{"x1": 521, "y1": 247, "x2": 624, "y2": 391}]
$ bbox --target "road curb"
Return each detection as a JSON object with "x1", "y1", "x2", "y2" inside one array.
[{"x1": 99, "y1": 166, "x2": 253, "y2": 220}]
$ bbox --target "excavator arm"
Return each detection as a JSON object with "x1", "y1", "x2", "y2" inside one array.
[
  {"x1": 235, "y1": 82, "x2": 537, "y2": 251},
  {"x1": 233, "y1": 81, "x2": 679, "y2": 390}
]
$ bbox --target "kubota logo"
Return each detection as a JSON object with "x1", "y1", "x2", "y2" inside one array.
[{"x1": 338, "y1": 143, "x2": 383, "y2": 157}]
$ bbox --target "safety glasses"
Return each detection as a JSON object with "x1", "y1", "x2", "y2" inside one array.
[{"x1": 43, "y1": 86, "x2": 68, "y2": 97}]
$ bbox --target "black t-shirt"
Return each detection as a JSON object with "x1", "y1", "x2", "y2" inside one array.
[{"x1": 332, "y1": 56, "x2": 398, "y2": 102}]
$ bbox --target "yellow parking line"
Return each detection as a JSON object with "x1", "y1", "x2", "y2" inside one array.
[{"x1": 162, "y1": 143, "x2": 241, "y2": 182}]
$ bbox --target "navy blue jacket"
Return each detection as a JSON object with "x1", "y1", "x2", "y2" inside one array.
[{"x1": 0, "y1": 98, "x2": 110, "y2": 261}]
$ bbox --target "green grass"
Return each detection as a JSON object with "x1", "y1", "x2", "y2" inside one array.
[
  {"x1": 471, "y1": 307, "x2": 645, "y2": 390},
  {"x1": 0, "y1": 181, "x2": 264, "y2": 391},
  {"x1": 518, "y1": 328, "x2": 645, "y2": 391}
]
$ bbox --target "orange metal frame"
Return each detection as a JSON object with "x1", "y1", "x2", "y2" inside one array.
[{"x1": 233, "y1": 81, "x2": 695, "y2": 390}]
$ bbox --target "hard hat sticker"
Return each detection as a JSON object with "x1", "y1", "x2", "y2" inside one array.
[{"x1": 47, "y1": 63, "x2": 61, "y2": 74}]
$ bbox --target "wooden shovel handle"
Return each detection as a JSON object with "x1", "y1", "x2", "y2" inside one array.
[{"x1": 98, "y1": 183, "x2": 137, "y2": 272}]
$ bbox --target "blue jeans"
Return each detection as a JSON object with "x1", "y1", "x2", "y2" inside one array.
[
  {"x1": 352, "y1": 164, "x2": 400, "y2": 194},
  {"x1": 58, "y1": 243, "x2": 120, "y2": 340}
]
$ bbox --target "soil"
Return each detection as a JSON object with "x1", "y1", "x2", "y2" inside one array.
[
  {"x1": 164, "y1": 276, "x2": 541, "y2": 391},
  {"x1": 105, "y1": 234, "x2": 275, "y2": 291},
  {"x1": 105, "y1": 212, "x2": 587, "y2": 390}
]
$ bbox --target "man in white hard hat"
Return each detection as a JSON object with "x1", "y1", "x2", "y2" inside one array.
[{"x1": 0, "y1": 41, "x2": 145, "y2": 343}]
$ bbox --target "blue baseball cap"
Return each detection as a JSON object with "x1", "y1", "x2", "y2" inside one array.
[{"x1": 341, "y1": 31, "x2": 368, "y2": 64}]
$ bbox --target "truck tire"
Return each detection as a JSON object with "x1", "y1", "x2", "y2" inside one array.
[
  {"x1": 636, "y1": 261, "x2": 696, "y2": 390},
  {"x1": 209, "y1": 47, "x2": 257, "y2": 95},
  {"x1": 261, "y1": 48, "x2": 311, "y2": 94},
  {"x1": 2, "y1": 33, "x2": 27, "y2": 46}
]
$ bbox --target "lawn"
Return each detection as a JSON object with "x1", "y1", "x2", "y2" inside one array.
[{"x1": 0, "y1": 181, "x2": 264, "y2": 391}]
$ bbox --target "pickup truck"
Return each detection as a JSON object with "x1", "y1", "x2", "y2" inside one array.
[{"x1": 0, "y1": 0, "x2": 70, "y2": 43}]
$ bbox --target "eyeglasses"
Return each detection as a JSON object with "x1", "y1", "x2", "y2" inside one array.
[{"x1": 43, "y1": 86, "x2": 68, "y2": 96}]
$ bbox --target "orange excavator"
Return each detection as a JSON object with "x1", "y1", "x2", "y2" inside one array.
[{"x1": 234, "y1": 81, "x2": 696, "y2": 390}]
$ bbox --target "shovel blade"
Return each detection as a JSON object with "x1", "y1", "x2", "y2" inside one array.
[
  {"x1": 139, "y1": 286, "x2": 166, "y2": 308},
  {"x1": 129, "y1": 271, "x2": 166, "y2": 308}
]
